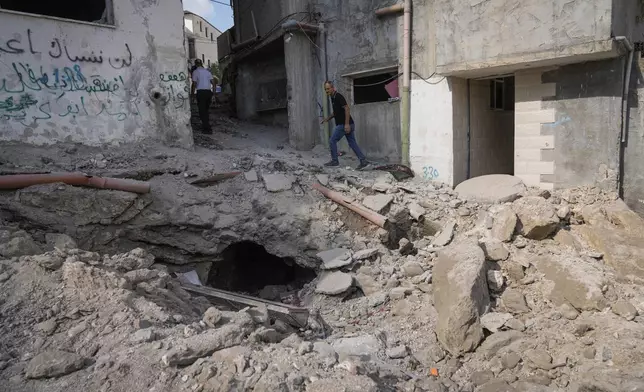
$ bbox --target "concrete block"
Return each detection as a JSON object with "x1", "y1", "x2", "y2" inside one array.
[
  {"x1": 540, "y1": 149, "x2": 555, "y2": 162},
  {"x1": 515, "y1": 123, "x2": 542, "y2": 137},
  {"x1": 515, "y1": 109, "x2": 556, "y2": 125},
  {"x1": 514, "y1": 161, "x2": 555, "y2": 175},
  {"x1": 515, "y1": 71, "x2": 543, "y2": 87},
  {"x1": 515, "y1": 149, "x2": 542, "y2": 162},
  {"x1": 515, "y1": 135, "x2": 554, "y2": 149},
  {"x1": 515, "y1": 174, "x2": 541, "y2": 187},
  {"x1": 514, "y1": 100, "x2": 542, "y2": 112},
  {"x1": 515, "y1": 83, "x2": 557, "y2": 101}
]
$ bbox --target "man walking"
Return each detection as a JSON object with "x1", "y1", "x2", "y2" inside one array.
[
  {"x1": 321, "y1": 81, "x2": 369, "y2": 170},
  {"x1": 191, "y1": 59, "x2": 215, "y2": 134}
]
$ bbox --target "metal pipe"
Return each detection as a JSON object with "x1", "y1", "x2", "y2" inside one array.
[
  {"x1": 312, "y1": 183, "x2": 388, "y2": 228},
  {"x1": 231, "y1": 37, "x2": 259, "y2": 52},
  {"x1": 281, "y1": 20, "x2": 319, "y2": 33},
  {"x1": 401, "y1": 0, "x2": 412, "y2": 165},
  {"x1": 615, "y1": 36, "x2": 634, "y2": 198},
  {"x1": 375, "y1": 3, "x2": 404, "y2": 17},
  {"x1": 320, "y1": 22, "x2": 330, "y2": 146},
  {"x1": 0, "y1": 173, "x2": 151, "y2": 193},
  {"x1": 251, "y1": 10, "x2": 259, "y2": 38}
]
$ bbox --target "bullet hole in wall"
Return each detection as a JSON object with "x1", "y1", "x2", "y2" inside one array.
[{"x1": 0, "y1": 0, "x2": 110, "y2": 24}]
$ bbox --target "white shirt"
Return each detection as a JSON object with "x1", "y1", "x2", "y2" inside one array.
[{"x1": 192, "y1": 67, "x2": 213, "y2": 91}]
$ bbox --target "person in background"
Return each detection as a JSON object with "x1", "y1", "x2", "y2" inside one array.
[
  {"x1": 191, "y1": 59, "x2": 215, "y2": 134},
  {"x1": 320, "y1": 81, "x2": 369, "y2": 170}
]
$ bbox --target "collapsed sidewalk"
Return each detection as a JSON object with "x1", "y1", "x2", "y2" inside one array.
[{"x1": 0, "y1": 128, "x2": 643, "y2": 392}]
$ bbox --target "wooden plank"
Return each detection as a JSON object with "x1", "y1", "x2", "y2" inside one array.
[{"x1": 181, "y1": 283, "x2": 309, "y2": 328}]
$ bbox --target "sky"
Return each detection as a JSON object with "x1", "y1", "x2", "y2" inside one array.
[{"x1": 183, "y1": 0, "x2": 234, "y2": 32}]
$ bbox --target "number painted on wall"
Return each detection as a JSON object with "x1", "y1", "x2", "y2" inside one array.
[{"x1": 423, "y1": 166, "x2": 440, "y2": 180}]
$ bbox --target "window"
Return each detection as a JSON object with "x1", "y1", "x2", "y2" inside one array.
[
  {"x1": 200, "y1": 21, "x2": 203, "y2": 32},
  {"x1": 205, "y1": 27, "x2": 209, "y2": 37},
  {"x1": 0, "y1": 0, "x2": 112, "y2": 24},
  {"x1": 188, "y1": 38, "x2": 196, "y2": 59},
  {"x1": 207, "y1": 59, "x2": 211, "y2": 67},
  {"x1": 353, "y1": 72, "x2": 397, "y2": 104},
  {"x1": 202, "y1": 54, "x2": 205, "y2": 62},
  {"x1": 490, "y1": 77, "x2": 515, "y2": 111},
  {"x1": 211, "y1": 33, "x2": 214, "y2": 41}
]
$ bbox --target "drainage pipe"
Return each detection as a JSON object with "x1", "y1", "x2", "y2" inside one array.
[
  {"x1": 401, "y1": 0, "x2": 412, "y2": 166},
  {"x1": 320, "y1": 22, "x2": 330, "y2": 145},
  {"x1": 375, "y1": 3, "x2": 404, "y2": 17},
  {"x1": 231, "y1": 37, "x2": 260, "y2": 52},
  {"x1": 0, "y1": 173, "x2": 151, "y2": 193},
  {"x1": 615, "y1": 36, "x2": 634, "y2": 198},
  {"x1": 312, "y1": 183, "x2": 388, "y2": 228}
]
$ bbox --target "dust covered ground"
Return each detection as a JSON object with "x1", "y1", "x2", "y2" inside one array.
[{"x1": 1, "y1": 119, "x2": 644, "y2": 392}]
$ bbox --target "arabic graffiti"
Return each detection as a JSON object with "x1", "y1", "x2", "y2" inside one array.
[
  {"x1": 156, "y1": 74, "x2": 190, "y2": 109},
  {"x1": 159, "y1": 72, "x2": 187, "y2": 82},
  {"x1": 0, "y1": 29, "x2": 132, "y2": 69}
]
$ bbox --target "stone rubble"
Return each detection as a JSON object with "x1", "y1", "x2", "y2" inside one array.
[{"x1": 1, "y1": 138, "x2": 644, "y2": 392}]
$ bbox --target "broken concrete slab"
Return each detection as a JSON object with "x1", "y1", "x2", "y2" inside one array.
[
  {"x1": 353, "y1": 248, "x2": 379, "y2": 261},
  {"x1": 45, "y1": 233, "x2": 77, "y2": 251},
  {"x1": 512, "y1": 196, "x2": 559, "y2": 240},
  {"x1": 454, "y1": 175, "x2": 526, "y2": 204},
  {"x1": 244, "y1": 170, "x2": 258, "y2": 182},
  {"x1": 533, "y1": 255, "x2": 606, "y2": 311},
  {"x1": 25, "y1": 350, "x2": 88, "y2": 379},
  {"x1": 316, "y1": 272, "x2": 353, "y2": 295},
  {"x1": 572, "y1": 201, "x2": 644, "y2": 281},
  {"x1": 361, "y1": 194, "x2": 394, "y2": 213},
  {"x1": 354, "y1": 273, "x2": 381, "y2": 296},
  {"x1": 612, "y1": 300, "x2": 638, "y2": 321},
  {"x1": 332, "y1": 334, "x2": 382, "y2": 361},
  {"x1": 316, "y1": 174, "x2": 329, "y2": 186},
  {"x1": 492, "y1": 207, "x2": 517, "y2": 242},
  {"x1": 479, "y1": 330, "x2": 525, "y2": 359},
  {"x1": 479, "y1": 239, "x2": 509, "y2": 261},
  {"x1": 501, "y1": 288, "x2": 531, "y2": 314},
  {"x1": 432, "y1": 221, "x2": 456, "y2": 247},
  {"x1": 433, "y1": 238, "x2": 489, "y2": 355},
  {"x1": 263, "y1": 173, "x2": 293, "y2": 192},
  {"x1": 317, "y1": 248, "x2": 352, "y2": 270},
  {"x1": 480, "y1": 312, "x2": 513, "y2": 333}
]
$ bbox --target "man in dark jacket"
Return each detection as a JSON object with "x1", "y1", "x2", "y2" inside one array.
[{"x1": 320, "y1": 81, "x2": 369, "y2": 170}]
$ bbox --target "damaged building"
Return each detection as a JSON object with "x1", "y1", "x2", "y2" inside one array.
[
  {"x1": 0, "y1": 0, "x2": 193, "y2": 148},
  {"x1": 219, "y1": 0, "x2": 644, "y2": 216}
]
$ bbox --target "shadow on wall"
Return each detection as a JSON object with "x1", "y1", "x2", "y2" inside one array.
[{"x1": 622, "y1": 55, "x2": 644, "y2": 216}]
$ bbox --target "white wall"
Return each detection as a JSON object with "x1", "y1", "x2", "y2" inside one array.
[
  {"x1": 0, "y1": 0, "x2": 192, "y2": 147},
  {"x1": 409, "y1": 78, "x2": 455, "y2": 185}
]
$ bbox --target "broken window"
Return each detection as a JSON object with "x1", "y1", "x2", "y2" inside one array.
[
  {"x1": 0, "y1": 0, "x2": 113, "y2": 24},
  {"x1": 353, "y1": 72, "x2": 398, "y2": 104},
  {"x1": 490, "y1": 77, "x2": 515, "y2": 111}
]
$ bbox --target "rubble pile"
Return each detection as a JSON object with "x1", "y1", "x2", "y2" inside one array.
[{"x1": 0, "y1": 136, "x2": 644, "y2": 391}]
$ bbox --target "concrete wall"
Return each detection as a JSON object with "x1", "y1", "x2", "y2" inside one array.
[
  {"x1": 514, "y1": 70, "x2": 557, "y2": 189},
  {"x1": 434, "y1": 0, "x2": 616, "y2": 76},
  {"x1": 541, "y1": 59, "x2": 622, "y2": 190},
  {"x1": 234, "y1": 0, "x2": 284, "y2": 43},
  {"x1": 468, "y1": 79, "x2": 514, "y2": 178},
  {"x1": 622, "y1": 56, "x2": 644, "y2": 216},
  {"x1": 0, "y1": 1, "x2": 192, "y2": 147}
]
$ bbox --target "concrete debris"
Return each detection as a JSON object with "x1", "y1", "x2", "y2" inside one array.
[
  {"x1": 454, "y1": 174, "x2": 526, "y2": 204},
  {"x1": 4, "y1": 137, "x2": 644, "y2": 392},
  {"x1": 492, "y1": 207, "x2": 517, "y2": 242},
  {"x1": 361, "y1": 193, "x2": 394, "y2": 213},
  {"x1": 25, "y1": 350, "x2": 88, "y2": 379},
  {"x1": 479, "y1": 238, "x2": 509, "y2": 261},
  {"x1": 317, "y1": 248, "x2": 353, "y2": 270},
  {"x1": 431, "y1": 221, "x2": 456, "y2": 247},
  {"x1": 433, "y1": 239, "x2": 489, "y2": 355},
  {"x1": 480, "y1": 312, "x2": 513, "y2": 333},
  {"x1": 513, "y1": 196, "x2": 560, "y2": 240},
  {"x1": 316, "y1": 271, "x2": 353, "y2": 295},
  {"x1": 263, "y1": 173, "x2": 293, "y2": 192},
  {"x1": 244, "y1": 170, "x2": 258, "y2": 182},
  {"x1": 611, "y1": 300, "x2": 638, "y2": 321},
  {"x1": 352, "y1": 248, "x2": 379, "y2": 261}
]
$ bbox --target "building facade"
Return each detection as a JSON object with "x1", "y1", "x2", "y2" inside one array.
[
  {"x1": 221, "y1": 0, "x2": 644, "y2": 215},
  {"x1": 0, "y1": 0, "x2": 192, "y2": 148},
  {"x1": 184, "y1": 11, "x2": 221, "y2": 69}
]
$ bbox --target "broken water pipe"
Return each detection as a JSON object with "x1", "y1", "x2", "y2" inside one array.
[
  {"x1": 0, "y1": 173, "x2": 151, "y2": 194},
  {"x1": 312, "y1": 182, "x2": 388, "y2": 228}
]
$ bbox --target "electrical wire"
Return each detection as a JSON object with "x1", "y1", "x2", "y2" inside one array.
[
  {"x1": 209, "y1": 0, "x2": 232, "y2": 7},
  {"x1": 412, "y1": 71, "x2": 446, "y2": 84}
]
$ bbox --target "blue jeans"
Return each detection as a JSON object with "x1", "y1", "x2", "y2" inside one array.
[{"x1": 329, "y1": 124, "x2": 366, "y2": 163}]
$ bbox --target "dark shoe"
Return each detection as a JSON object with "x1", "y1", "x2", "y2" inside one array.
[
  {"x1": 324, "y1": 160, "x2": 339, "y2": 167},
  {"x1": 356, "y1": 160, "x2": 370, "y2": 170}
]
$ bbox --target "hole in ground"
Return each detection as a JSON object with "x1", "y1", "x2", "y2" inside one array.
[{"x1": 207, "y1": 241, "x2": 316, "y2": 303}]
